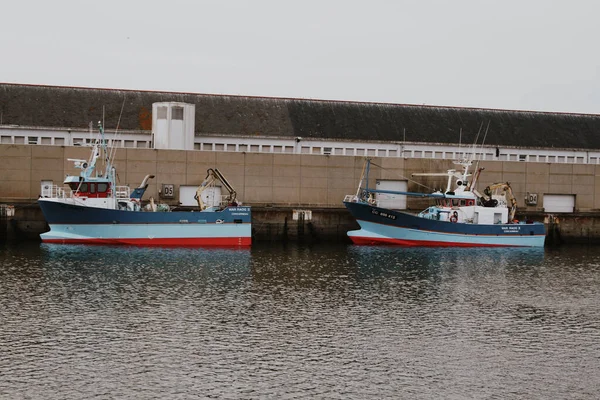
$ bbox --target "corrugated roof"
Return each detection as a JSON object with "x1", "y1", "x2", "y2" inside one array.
[{"x1": 1, "y1": 83, "x2": 599, "y2": 148}]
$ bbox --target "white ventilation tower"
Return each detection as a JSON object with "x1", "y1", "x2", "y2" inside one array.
[{"x1": 152, "y1": 102, "x2": 195, "y2": 150}]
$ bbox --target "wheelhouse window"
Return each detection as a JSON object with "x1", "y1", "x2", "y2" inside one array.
[
  {"x1": 437, "y1": 199, "x2": 450, "y2": 207},
  {"x1": 69, "y1": 182, "x2": 89, "y2": 192},
  {"x1": 97, "y1": 183, "x2": 109, "y2": 193},
  {"x1": 90, "y1": 183, "x2": 96, "y2": 194}
]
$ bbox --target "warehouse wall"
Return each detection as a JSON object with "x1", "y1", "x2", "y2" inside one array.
[{"x1": 1, "y1": 144, "x2": 597, "y2": 212}]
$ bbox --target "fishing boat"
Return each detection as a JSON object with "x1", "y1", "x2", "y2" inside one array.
[
  {"x1": 38, "y1": 122, "x2": 251, "y2": 246},
  {"x1": 343, "y1": 158, "x2": 546, "y2": 247}
]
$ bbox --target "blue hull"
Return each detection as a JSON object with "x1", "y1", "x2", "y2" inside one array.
[
  {"x1": 38, "y1": 200, "x2": 252, "y2": 246},
  {"x1": 344, "y1": 201, "x2": 546, "y2": 247}
]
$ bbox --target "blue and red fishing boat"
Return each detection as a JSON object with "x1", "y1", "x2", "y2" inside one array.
[
  {"x1": 38, "y1": 123, "x2": 251, "y2": 246},
  {"x1": 344, "y1": 158, "x2": 546, "y2": 247}
]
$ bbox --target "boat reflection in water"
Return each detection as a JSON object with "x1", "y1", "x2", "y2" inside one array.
[
  {"x1": 36, "y1": 243, "x2": 545, "y2": 293},
  {"x1": 347, "y1": 245, "x2": 546, "y2": 273},
  {"x1": 345, "y1": 245, "x2": 547, "y2": 306},
  {"x1": 346, "y1": 245, "x2": 545, "y2": 281},
  {"x1": 38, "y1": 243, "x2": 252, "y2": 295}
]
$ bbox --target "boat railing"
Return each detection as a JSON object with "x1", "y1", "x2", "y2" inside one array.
[
  {"x1": 115, "y1": 186, "x2": 131, "y2": 199},
  {"x1": 41, "y1": 184, "x2": 71, "y2": 199},
  {"x1": 0, "y1": 204, "x2": 15, "y2": 217},
  {"x1": 344, "y1": 194, "x2": 379, "y2": 206},
  {"x1": 219, "y1": 195, "x2": 229, "y2": 206},
  {"x1": 218, "y1": 195, "x2": 240, "y2": 207}
]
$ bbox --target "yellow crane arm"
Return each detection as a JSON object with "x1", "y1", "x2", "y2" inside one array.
[
  {"x1": 194, "y1": 168, "x2": 239, "y2": 210},
  {"x1": 481, "y1": 182, "x2": 518, "y2": 221},
  {"x1": 195, "y1": 173, "x2": 217, "y2": 210}
]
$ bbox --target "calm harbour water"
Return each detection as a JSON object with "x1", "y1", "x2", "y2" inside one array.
[{"x1": 1, "y1": 242, "x2": 599, "y2": 399}]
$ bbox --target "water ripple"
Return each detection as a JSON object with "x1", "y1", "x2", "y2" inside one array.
[{"x1": 0, "y1": 243, "x2": 599, "y2": 399}]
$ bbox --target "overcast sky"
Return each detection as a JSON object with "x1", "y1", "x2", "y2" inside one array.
[{"x1": 1, "y1": 0, "x2": 599, "y2": 114}]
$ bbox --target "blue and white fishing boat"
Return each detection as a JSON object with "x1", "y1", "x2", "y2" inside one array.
[
  {"x1": 343, "y1": 158, "x2": 546, "y2": 247},
  {"x1": 38, "y1": 122, "x2": 251, "y2": 246}
]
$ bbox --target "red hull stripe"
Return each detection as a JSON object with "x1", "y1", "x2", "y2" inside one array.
[
  {"x1": 349, "y1": 236, "x2": 521, "y2": 247},
  {"x1": 42, "y1": 237, "x2": 252, "y2": 247}
]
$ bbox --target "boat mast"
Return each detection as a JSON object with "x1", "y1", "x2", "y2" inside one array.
[
  {"x1": 98, "y1": 121, "x2": 109, "y2": 178},
  {"x1": 355, "y1": 158, "x2": 369, "y2": 197},
  {"x1": 365, "y1": 159, "x2": 371, "y2": 194}
]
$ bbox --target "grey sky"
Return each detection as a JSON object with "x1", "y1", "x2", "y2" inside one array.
[{"x1": 1, "y1": 0, "x2": 599, "y2": 114}]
